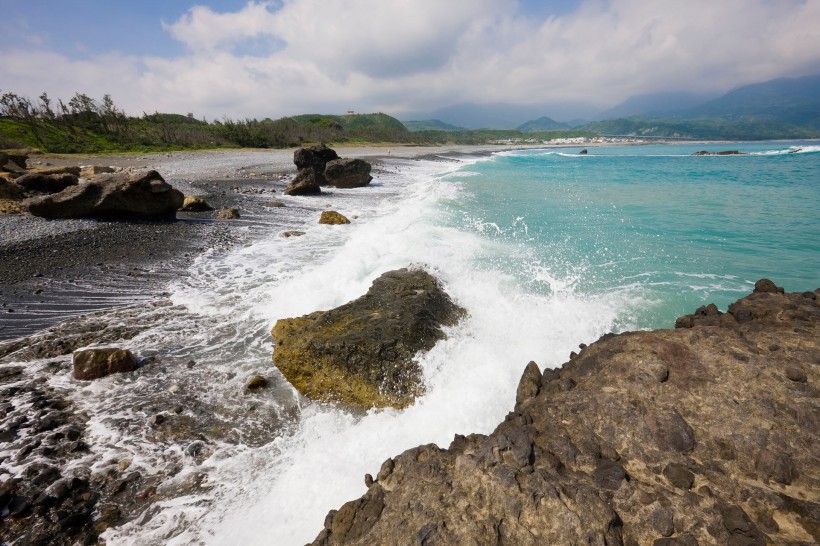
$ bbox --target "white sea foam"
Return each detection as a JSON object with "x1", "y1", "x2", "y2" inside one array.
[{"x1": 97, "y1": 152, "x2": 635, "y2": 545}]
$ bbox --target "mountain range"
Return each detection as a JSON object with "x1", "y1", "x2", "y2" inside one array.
[{"x1": 402, "y1": 73, "x2": 820, "y2": 139}]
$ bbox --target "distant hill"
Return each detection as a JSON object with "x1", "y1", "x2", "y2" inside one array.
[
  {"x1": 517, "y1": 116, "x2": 571, "y2": 131},
  {"x1": 593, "y1": 91, "x2": 716, "y2": 120},
  {"x1": 402, "y1": 119, "x2": 466, "y2": 132},
  {"x1": 581, "y1": 73, "x2": 820, "y2": 139},
  {"x1": 682, "y1": 73, "x2": 820, "y2": 129},
  {"x1": 407, "y1": 101, "x2": 597, "y2": 129},
  {"x1": 290, "y1": 112, "x2": 409, "y2": 132}
]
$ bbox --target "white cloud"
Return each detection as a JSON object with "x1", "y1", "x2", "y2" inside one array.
[{"x1": 3, "y1": 0, "x2": 820, "y2": 120}]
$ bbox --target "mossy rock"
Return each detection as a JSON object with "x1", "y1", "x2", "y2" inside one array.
[
  {"x1": 319, "y1": 210, "x2": 350, "y2": 225},
  {"x1": 272, "y1": 268, "x2": 465, "y2": 409},
  {"x1": 180, "y1": 195, "x2": 214, "y2": 212}
]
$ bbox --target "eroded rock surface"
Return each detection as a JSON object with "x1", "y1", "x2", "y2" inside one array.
[
  {"x1": 324, "y1": 158, "x2": 372, "y2": 188},
  {"x1": 272, "y1": 268, "x2": 465, "y2": 409},
  {"x1": 24, "y1": 170, "x2": 183, "y2": 219},
  {"x1": 312, "y1": 281, "x2": 819, "y2": 545}
]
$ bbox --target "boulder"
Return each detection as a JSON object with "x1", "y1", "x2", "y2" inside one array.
[
  {"x1": 272, "y1": 268, "x2": 465, "y2": 409},
  {"x1": 293, "y1": 144, "x2": 340, "y2": 174},
  {"x1": 24, "y1": 170, "x2": 183, "y2": 219},
  {"x1": 0, "y1": 177, "x2": 22, "y2": 200},
  {"x1": 14, "y1": 173, "x2": 79, "y2": 195},
  {"x1": 324, "y1": 158, "x2": 372, "y2": 188},
  {"x1": 310, "y1": 283, "x2": 819, "y2": 545},
  {"x1": 215, "y1": 207, "x2": 240, "y2": 219},
  {"x1": 73, "y1": 348, "x2": 138, "y2": 380},
  {"x1": 179, "y1": 195, "x2": 214, "y2": 212},
  {"x1": 285, "y1": 168, "x2": 323, "y2": 196},
  {"x1": 319, "y1": 210, "x2": 350, "y2": 225}
]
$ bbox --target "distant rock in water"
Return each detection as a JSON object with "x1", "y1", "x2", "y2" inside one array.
[
  {"x1": 310, "y1": 280, "x2": 820, "y2": 545},
  {"x1": 24, "y1": 170, "x2": 183, "y2": 219},
  {"x1": 579, "y1": 148, "x2": 588, "y2": 154},
  {"x1": 692, "y1": 150, "x2": 745, "y2": 156},
  {"x1": 271, "y1": 268, "x2": 465, "y2": 409},
  {"x1": 324, "y1": 158, "x2": 372, "y2": 188}
]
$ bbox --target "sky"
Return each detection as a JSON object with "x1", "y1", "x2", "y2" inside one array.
[{"x1": 2, "y1": 0, "x2": 820, "y2": 121}]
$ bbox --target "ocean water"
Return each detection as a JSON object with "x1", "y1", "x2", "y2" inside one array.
[{"x1": 83, "y1": 142, "x2": 819, "y2": 544}]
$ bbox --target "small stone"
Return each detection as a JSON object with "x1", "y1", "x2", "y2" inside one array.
[
  {"x1": 148, "y1": 413, "x2": 166, "y2": 426},
  {"x1": 244, "y1": 375, "x2": 269, "y2": 392},
  {"x1": 784, "y1": 366, "x2": 807, "y2": 382},
  {"x1": 215, "y1": 207, "x2": 240, "y2": 219},
  {"x1": 663, "y1": 463, "x2": 695, "y2": 489},
  {"x1": 281, "y1": 230, "x2": 306, "y2": 238},
  {"x1": 168, "y1": 384, "x2": 181, "y2": 394}
]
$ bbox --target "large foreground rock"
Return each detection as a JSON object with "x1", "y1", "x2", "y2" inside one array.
[
  {"x1": 24, "y1": 170, "x2": 183, "y2": 219},
  {"x1": 324, "y1": 158, "x2": 372, "y2": 188},
  {"x1": 312, "y1": 281, "x2": 819, "y2": 545},
  {"x1": 272, "y1": 268, "x2": 465, "y2": 409}
]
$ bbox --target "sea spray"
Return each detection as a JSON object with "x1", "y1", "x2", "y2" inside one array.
[{"x1": 93, "y1": 142, "x2": 819, "y2": 545}]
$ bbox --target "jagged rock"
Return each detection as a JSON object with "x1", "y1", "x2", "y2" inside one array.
[
  {"x1": 324, "y1": 158, "x2": 372, "y2": 188},
  {"x1": 24, "y1": 170, "x2": 183, "y2": 219},
  {"x1": 179, "y1": 195, "x2": 214, "y2": 212},
  {"x1": 272, "y1": 268, "x2": 465, "y2": 409},
  {"x1": 14, "y1": 172, "x2": 79, "y2": 195},
  {"x1": 215, "y1": 207, "x2": 240, "y2": 219},
  {"x1": 319, "y1": 210, "x2": 350, "y2": 225},
  {"x1": 311, "y1": 282, "x2": 819, "y2": 545},
  {"x1": 73, "y1": 348, "x2": 137, "y2": 380},
  {"x1": 285, "y1": 168, "x2": 323, "y2": 196},
  {"x1": 294, "y1": 144, "x2": 340, "y2": 174}
]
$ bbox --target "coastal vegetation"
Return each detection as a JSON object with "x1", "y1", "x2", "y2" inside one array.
[{"x1": 0, "y1": 91, "x2": 592, "y2": 153}]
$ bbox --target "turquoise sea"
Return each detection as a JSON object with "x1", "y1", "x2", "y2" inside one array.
[
  {"x1": 441, "y1": 141, "x2": 820, "y2": 330},
  {"x1": 91, "y1": 141, "x2": 819, "y2": 545}
]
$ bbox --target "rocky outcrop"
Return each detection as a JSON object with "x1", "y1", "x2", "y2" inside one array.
[
  {"x1": 73, "y1": 348, "x2": 138, "y2": 380},
  {"x1": 324, "y1": 158, "x2": 372, "y2": 188},
  {"x1": 319, "y1": 210, "x2": 350, "y2": 225},
  {"x1": 286, "y1": 145, "x2": 374, "y2": 194},
  {"x1": 285, "y1": 168, "x2": 323, "y2": 196},
  {"x1": 272, "y1": 268, "x2": 465, "y2": 409},
  {"x1": 311, "y1": 280, "x2": 819, "y2": 545},
  {"x1": 24, "y1": 170, "x2": 183, "y2": 219},
  {"x1": 294, "y1": 144, "x2": 340, "y2": 174}
]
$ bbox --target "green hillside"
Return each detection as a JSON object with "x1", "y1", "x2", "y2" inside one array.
[{"x1": 517, "y1": 116, "x2": 571, "y2": 131}]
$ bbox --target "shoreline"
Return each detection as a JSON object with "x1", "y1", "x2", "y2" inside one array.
[{"x1": 0, "y1": 144, "x2": 503, "y2": 341}]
